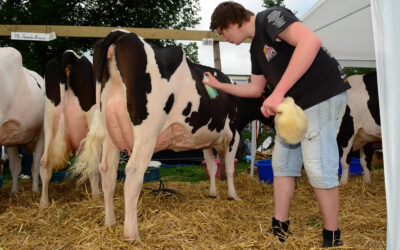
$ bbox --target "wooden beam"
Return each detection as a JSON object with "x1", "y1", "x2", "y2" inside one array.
[{"x1": 0, "y1": 25, "x2": 252, "y2": 42}]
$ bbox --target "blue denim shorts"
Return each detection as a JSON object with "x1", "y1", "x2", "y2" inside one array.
[{"x1": 272, "y1": 92, "x2": 347, "y2": 189}]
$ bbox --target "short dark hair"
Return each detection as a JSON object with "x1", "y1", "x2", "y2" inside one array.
[{"x1": 210, "y1": 1, "x2": 254, "y2": 31}]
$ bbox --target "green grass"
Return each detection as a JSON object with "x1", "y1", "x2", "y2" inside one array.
[
  {"x1": 0, "y1": 159, "x2": 251, "y2": 186},
  {"x1": 160, "y1": 160, "x2": 250, "y2": 182}
]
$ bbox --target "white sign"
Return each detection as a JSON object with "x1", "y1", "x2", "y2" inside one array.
[
  {"x1": 202, "y1": 38, "x2": 214, "y2": 46},
  {"x1": 11, "y1": 32, "x2": 56, "y2": 41}
]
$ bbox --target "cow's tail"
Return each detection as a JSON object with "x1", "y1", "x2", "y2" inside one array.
[
  {"x1": 47, "y1": 113, "x2": 69, "y2": 171},
  {"x1": 61, "y1": 50, "x2": 78, "y2": 85},
  {"x1": 71, "y1": 29, "x2": 129, "y2": 184},
  {"x1": 96, "y1": 29, "x2": 130, "y2": 85},
  {"x1": 72, "y1": 106, "x2": 105, "y2": 184}
]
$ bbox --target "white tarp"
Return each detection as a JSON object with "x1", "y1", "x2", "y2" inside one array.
[
  {"x1": 302, "y1": 0, "x2": 375, "y2": 68},
  {"x1": 371, "y1": 1, "x2": 400, "y2": 249}
]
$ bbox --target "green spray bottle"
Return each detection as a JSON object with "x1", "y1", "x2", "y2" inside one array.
[{"x1": 203, "y1": 73, "x2": 219, "y2": 99}]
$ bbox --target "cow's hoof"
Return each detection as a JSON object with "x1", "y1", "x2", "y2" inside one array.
[
  {"x1": 91, "y1": 192, "x2": 102, "y2": 199},
  {"x1": 39, "y1": 201, "x2": 50, "y2": 208},
  {"x1": 105, "y1": 218, "x2": 117, "y2": 227},
  {"x1": 228, "y1": 196, "x2": 241, "y2": 201},
  {"x1": 208, "y1": 195, "x2": 217, "y2": 199},
  {"x1": 363, "y1": 172, "x2": 371, "y2": 183},
  {"x1": 123, "y1": 234, "x2": 140, "y2": 242}
]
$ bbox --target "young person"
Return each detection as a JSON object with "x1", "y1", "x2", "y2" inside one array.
[{"x1": 203, "y1": 2, "x2": 350, "y2": 247}]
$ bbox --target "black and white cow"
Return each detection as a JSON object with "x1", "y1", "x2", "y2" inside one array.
[
  {"x1": 337, "y1": 72, "x2": 381, "y2": 184},
  {"x1": 40, "y1": 50, "x2": 100, "y2": 207},
  {"x1": 0, "y1": 47, "x2": 45, "y2": 193},
  {"x1": 73, "y1": 29, "x2": 272, "y2": 240}
]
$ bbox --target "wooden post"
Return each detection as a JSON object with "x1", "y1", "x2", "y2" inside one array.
[{"x1": 213, "y1": 41, "x2": 221, "y2": 70}]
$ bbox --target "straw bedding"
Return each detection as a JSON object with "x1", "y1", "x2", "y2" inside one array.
[{"x1": 0, "y1": 169, "x2": 386, "y2": 249}]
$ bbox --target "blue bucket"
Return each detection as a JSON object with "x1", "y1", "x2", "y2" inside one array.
[
  {"x1": 50, "y1": 171, "x2": 75, "y2": 183},
  {"x1": 255, "y1": 159, "x2": 274, "y2": 184},
  {"x1": 118, "y1": 161, "x2": 161, "y2": 182},
  {"x1": 338, "y1": 158, "x2": 362, "y2": 176}
]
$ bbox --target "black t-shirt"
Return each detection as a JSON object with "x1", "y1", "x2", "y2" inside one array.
[{"x1": 250, "y1": 7, "x2": 350, "y2": 110}]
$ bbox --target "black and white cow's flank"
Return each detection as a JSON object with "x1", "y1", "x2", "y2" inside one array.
[{"x1": 337, "y1": 71, "x2": 381, "y2": 184}]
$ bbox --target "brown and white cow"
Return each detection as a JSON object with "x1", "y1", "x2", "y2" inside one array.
[
  {"x1": 0, "y1": 47, "x2": 45, "y2": 193},
  {"x1": 337, "y1": 72, "x2": 381, "y2": 185},
  {"x1": 73, "y1": 29, "x2": 272, "y2": 240},
  {"x1": 40, "y1": 50, "x2": 100, "y2": 207}
]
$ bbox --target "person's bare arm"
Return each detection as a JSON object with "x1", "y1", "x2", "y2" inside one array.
[{"x1": 203, "y1": 72, "x2": 267, "y2": 98}]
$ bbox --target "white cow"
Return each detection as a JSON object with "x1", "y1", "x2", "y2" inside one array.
[{"x1": 0, "y1": 47, "x2": 45, "y2": 193}]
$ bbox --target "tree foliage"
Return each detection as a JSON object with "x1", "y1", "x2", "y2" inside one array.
[
  {"x1": 343, "y1": 67, "x2": 375, "y2": 77},
  {"x1": 262, "y1": 0, "x2": 286, "y2": 8},
  {"x1": 0, "y1": 0, "x2": 201, "y2": 75}
]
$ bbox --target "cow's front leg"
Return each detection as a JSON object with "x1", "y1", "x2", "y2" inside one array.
[
  {"x1": 339, "y1": 143, "x2": 353, "y2": 185},
  {"x1": 203, "y1": 148, "x2": 218, "y2": 198},
  {"x1": 99, "y1": 133, "x2": 120, "y2": 226},
  {"x1": 339, "y1": 160, "x2": 350, "y2": 185},
  {"x1": 360, "y1": 148, "x2": 371, "y2": 183},
  {"x1": 6, "y1": 146, "x2": 21, "y2": 194},
  {"x1": 224, "y1": 131, "x2": 240, "y2": 200}
]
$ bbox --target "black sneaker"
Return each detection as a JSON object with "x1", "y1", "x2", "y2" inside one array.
[
  {"x1": 322, "y1": 228, "x2": 344, "y2": 248},
  {"x1": 269, "y1": 217, "x2": 292, "y2": 242}
]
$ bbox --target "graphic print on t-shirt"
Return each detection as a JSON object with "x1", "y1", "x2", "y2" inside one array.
[
  {"x1": 263, "y1": 44, "x2": 277, "y2": 62},
  {"x1": 267, "y1": 10, "x2": 286, "y2": 28}
]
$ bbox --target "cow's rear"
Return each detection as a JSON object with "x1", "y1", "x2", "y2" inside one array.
[
  {"x1": 40, "y1": 50, "x2": 100, "y2": 208},
  {"x1": 0, "y1": 47, "x2": 45, "y2": 193}
]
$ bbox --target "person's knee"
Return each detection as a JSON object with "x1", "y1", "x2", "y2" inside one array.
[{"x1": 308, "y1": 176, "x2": 338, "y2": 189}]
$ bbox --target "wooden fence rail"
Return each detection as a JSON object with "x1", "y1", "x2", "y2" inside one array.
[
  {"x1": 0, "y1": 24, "x2": 251, "y2": 42},
  {"x1": 0, "y1": 25, "x2": 251, "y2": 70}
]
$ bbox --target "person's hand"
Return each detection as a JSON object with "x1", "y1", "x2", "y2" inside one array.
[
  {"x1": 202, "y1": 72, "x2": 220, "y2": 88},
  {"x1": 261, "y1": 92, "x2": 284, "y2": 118}
]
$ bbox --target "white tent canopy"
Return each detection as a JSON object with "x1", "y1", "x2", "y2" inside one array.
[
  {"x1": 302, "y1": 0, "x2": 375, "y2": 68},
  {"x1": 300, "y1": 0, "x2": 400, "y2": 248}
]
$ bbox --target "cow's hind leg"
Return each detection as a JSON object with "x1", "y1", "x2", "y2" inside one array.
[
  {"x1": 31, "y1": 128, "x2": 45, "y2": 193},
  {"x1": 99, "y1": 133, "x2": 120, "y2": 226},
  {"x1": 89, "y1": 168, "x2": 101, "y2": 196},
  {"x1": 123, "y1": 133, "x2": 158, "y2": 241},
  {"x1": 39, "y1": 153, "x2": 52, "y2": 207},
  {"x1": 6, "y1": 146, "x2": 21, "y2": 193},
  {"x1": 203, "y1": 148, "x2": 218, "y2": 198}
]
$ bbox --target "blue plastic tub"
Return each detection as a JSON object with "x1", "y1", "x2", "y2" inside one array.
[
  {"x1": 118, "y1": 166, "x2": 160, "y2": 182},
  {"x1": 338, "y1": 158, "x2": 363, "y2": 176},
  {"x1": 255, "y1": 159, "x2": 274, "y2": 184}
]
